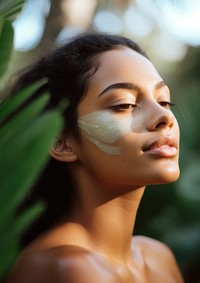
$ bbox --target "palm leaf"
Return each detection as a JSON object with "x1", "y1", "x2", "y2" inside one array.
[
  {"x1": 0, "y1": 83, "x2": 64, "y2": 280},
  {"x1": 0, "y1": 17, "x2": 14, "y2": 85},
  {"x1": 0, "y1": 203, "x2": 44, "y2": 278},
  {"x1": 0, "y1": 242, "x2": 18, "y2": 280},
  {"x1": 0, "y1": 80, "x2": 46, "y2": 120},
  {"x1": 0, "y1": 93, "x2": 49, "y2": 142},
  {"x1": 0, "y1": 110, "x2": 63, "y2": 227},
  {"x1": 0, "y1": 0, "x2": 25, "y2": 21}
]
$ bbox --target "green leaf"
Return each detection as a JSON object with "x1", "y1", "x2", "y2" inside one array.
[
  {"x1": 0, "y1": 241, "x2": 18, "y2": 281},
  {"x1": 0, "y1": 82, "x2": 63, "y2": 280},
  {"x1": 0, "y1": 15, "x2": 3, "y2": 33},
  {"x1": 0, "y1": 93, "x2": 50, "y2": 144},
  {"x1": 0, "y1": 80, "x2": 47, "y2": 123},
  {"x1": 0, "y1": 203, "x2": 44, "y2": 279},
  {"x1": 0, "y1": 110, "x2": 63, "y2": 226},
  {"x1": 0, "y1": 0, "x2": 25, "y2": 21},
  {"x1": 0, "y1": 203, "x2": 44, "y2": 247},
  {"x1": 0, "y1": 17, "x2": 14, "y2": 84}
]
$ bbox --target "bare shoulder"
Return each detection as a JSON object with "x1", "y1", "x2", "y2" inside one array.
[
  {"x1": 132, "y1": 236, "x2": 184, "y2": 283},
  {"x1": 5, "y1": 245, "x2": 121, "y2": 283},
  {"x1": 132, "y1": 235, "x2": 175, "y2": 258}
]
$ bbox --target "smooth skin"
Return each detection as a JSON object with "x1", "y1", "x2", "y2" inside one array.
[{"x1": 6, "y1": 47, "x2": 184, "y2": 283}]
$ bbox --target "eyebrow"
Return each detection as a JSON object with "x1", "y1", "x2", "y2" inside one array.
[{"x1": 98, "y1": 81, "x2": 167, "y2": 97}]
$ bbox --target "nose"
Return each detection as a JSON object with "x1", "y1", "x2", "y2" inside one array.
[{"x1": 147, "y1": 107, "x2": 175, "y2": 131}]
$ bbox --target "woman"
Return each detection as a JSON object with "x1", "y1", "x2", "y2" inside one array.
[{"x1": 6, "y1": 33, "x2": 184, "y2": 283}]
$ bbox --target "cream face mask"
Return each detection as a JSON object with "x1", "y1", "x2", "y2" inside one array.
[{"x1": 78, "y1": 110, "x2": 136, "y2": 155}]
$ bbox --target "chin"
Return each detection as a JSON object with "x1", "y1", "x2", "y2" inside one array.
[
  {"x1": 156, "y1": 166, "x2": 180, "y2": 184},
  {"x1": 149, "y1": 157, "x2": 180, "y2": 184}
]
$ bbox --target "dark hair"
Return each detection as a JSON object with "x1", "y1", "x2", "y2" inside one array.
[{"x1": 13, "y1": 32, "x2": 148, "y2": 247}]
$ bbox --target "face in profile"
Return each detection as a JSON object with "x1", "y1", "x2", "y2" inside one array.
[{"x1": 76, "y1": 46, "x2": 180, "y2": 188}]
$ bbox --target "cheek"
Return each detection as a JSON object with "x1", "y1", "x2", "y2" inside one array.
[
  {"x1": 174, "y1": 118, "x2": 180, "y2": 145},
  {"x1": 78, "y1": 111, "x2": 135, "y2": 155},
  {"x1": 78, "y1": 111, "x2": 125, "y2": 143},
  {"x1": 176, "y1": 118, "x2": 180, "y2": 137}
]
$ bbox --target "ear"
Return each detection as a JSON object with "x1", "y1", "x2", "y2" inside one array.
[{"x1": 50, "y1": 136, "x2": 78, "y2": 163}]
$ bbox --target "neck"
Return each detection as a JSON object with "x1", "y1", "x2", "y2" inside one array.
[{"x1": 69, "y1": 168, "x2": 145, "y2": 263}]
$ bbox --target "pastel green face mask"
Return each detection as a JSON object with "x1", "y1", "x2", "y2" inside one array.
[{"x1": 78, "y1": 111, "x2": 135, "y2": 155}]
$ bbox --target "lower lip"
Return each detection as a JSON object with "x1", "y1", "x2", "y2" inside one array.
[{"x1": 144, "y1": 146, "x2": 177, "y2": 157}]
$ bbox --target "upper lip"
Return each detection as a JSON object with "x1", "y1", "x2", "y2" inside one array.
[{"x1": 142, "y1": 136, "x2": 178, "y2": 152}]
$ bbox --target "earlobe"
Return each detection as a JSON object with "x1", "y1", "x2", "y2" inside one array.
[{"x1": 50, "y1": 138, "x2": 78, "y2": 162}]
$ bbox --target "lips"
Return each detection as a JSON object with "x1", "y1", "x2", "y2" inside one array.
[{"x1": 143, "y1": 136, "x2": 178, "y2": 157}]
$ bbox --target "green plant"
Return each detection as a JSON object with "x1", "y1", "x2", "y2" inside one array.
[
  {"x1": 0, "y1": 1, "x2": 64, "y2": 281},
  {"x1": 0, "y1": 0, "x2": 27, "y2": 90},
  {"x1": 0, "y1": 83, "x2": 63, "y2": 280}
]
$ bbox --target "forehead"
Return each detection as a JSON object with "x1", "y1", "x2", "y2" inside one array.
[{"x1": 87, "y1": 47, "x2": 162, "y2": 95}]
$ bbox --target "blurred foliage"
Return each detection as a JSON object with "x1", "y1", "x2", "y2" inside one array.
[
  {"x1": 0, "y1": 0, "x2": 25, "y2": 21},
  {"x1": 0, "y1": 18, "x2": 13, "y2": 89},
  {"x1": 0, "y1": 0, "x2": 63, "y2": 281},
  {"x1": 0, "y1": 82, "x2": 63, "y2": 281}
]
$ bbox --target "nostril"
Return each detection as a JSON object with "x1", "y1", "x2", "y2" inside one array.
[
  {"x1": 148, "y1": 112, "x2": 175, "y2": 131},
  {"x1": 155, "y1": 121, "x2": 166, "y2": 129}
]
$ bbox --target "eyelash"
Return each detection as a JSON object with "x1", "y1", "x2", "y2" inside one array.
[
  {"x1": 110, "y1": 103, "x2": 136, "y2": 112},
  {"x1": 110, "y1": 101, "x2": 175, "y2": 112},
  {"x1": 159, "y1": 101, "x2": 175, "y2": 109}
]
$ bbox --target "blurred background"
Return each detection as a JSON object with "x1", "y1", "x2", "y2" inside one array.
[{"x1": 2, "y1": 0, "x2": 200, "y2": 282}]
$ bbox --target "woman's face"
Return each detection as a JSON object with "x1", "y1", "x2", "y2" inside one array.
[{"x1": 75, "y1": 47, "x2": 180, "y2": 187}]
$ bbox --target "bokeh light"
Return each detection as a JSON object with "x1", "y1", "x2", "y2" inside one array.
[
  {"x1": 13, "y1": 0, "x2": 50, "y2": 51},
  {"x1": 93, "y1": 10, "x2": 123, "y2": 34}
]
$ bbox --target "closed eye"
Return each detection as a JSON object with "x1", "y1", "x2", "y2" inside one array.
[
  {"x1": 159, "y1": 101, "x2": 175, "y2": 109},
  {"x1": 110, "y1": 103, "x2": 136, "y2": 112}
]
